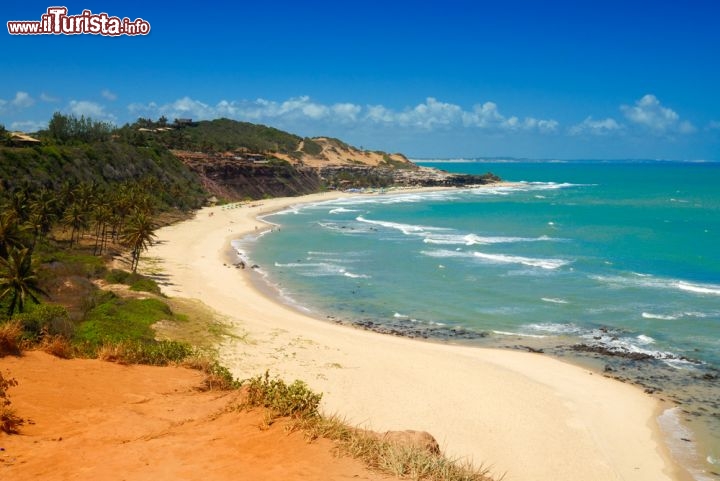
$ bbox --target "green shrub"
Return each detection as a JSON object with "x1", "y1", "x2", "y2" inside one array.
[
  {"x1": 104, "y1": 269, "x2": 161, "y2": 295},
  {"x1": 243, "y1": 371, "x2": 321, "y2": 420},
  {"x1": 129, "y1": 277, "x2": 161, "y2": 294},
  {"x1": 104, "y1": 269, "x2": 132, "y2": 284},
  {"x1": 13, "y1": 304, "x2": 73, "y2": 340},
  {"x1": 301, "y1": 138, "x2": 323, "y2": 156}
]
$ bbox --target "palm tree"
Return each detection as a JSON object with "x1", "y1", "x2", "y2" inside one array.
[
  {"x1": 0, "y1": 247, "x2": 47, "y2": 315},
  {"x1": 120, "y1": 212, "x2": 157, "y2": 272},
  {"x1": 92, "y1": 203, "x2": 112, "y2": 255},
  {"x1": 28, "y1": 188, "x2": 57, "y2": 236},
  {"x1": 61, "y1": 202, "x2": 88, "y2": 247},
  {"x1": 0, "y1": 211, "x2": 24, "y2": 260}
]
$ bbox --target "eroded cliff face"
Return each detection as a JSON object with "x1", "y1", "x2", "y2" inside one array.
[
  {"x1": 174, "y1": 151, "x2": 323, "y2": 200},
  {"x1": 172, "y1": 145, "x2": 500, "y2": 201}
]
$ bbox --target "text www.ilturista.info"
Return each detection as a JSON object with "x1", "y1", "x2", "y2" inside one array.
[{"x1": 7, "y1": 7, "x2": 150, "y2": 36}]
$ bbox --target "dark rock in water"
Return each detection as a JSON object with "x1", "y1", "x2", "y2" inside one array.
[
  {"x1": 570, "y1": 343, "x2": 654, "y2": 361},
  {"x1": 517, "y1": 345, "x2": 544, "y2": 354}
]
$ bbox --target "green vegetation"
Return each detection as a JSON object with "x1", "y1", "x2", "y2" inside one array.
[
  {"x1": 0, "y1": 247, "x2": 47, "y2": 315},
  {"x1": 96, "y1": 339, "x2": 193, "y2": 366},
  {"x1": 119, "y1": 117, "x2": 303, "y2": 154},
  {"x1": 47, "y1": 112, "x2": 114, "y2": 144},
  {"x1": 104, "y1": 269, "x2": 162, "y2": 294},
  {"x1": 301, "y1": 137, "x2": 324, "y2": 156},
  {"x1": 74, "y1": 296, "x2": 174, "y2": 346},
  {"x1": 243, "y1": 370, "x2": 322, "y2": 421},
  {"x1": 381, "y1": 154, "x2": 415, "y2": 170}
]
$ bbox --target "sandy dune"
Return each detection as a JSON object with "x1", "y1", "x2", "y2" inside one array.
[{"x1": 0, "y1": 351, "x2": 386, "y2": 481}]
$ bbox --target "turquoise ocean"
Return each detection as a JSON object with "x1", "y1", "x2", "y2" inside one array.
[{"x1": 234, "y1": 161, "x2": 720, "y2": 479}]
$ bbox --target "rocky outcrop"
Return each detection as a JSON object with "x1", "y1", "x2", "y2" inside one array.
[
  {"x1": 320, "y1": 165, "x2": 501, "y2": 189},
  {"x1": 173, "y1": 150, "x2": 501, "y2": 201},
  {"x1": 361, "y1": 429, "x2": 441, "y2": 455}
]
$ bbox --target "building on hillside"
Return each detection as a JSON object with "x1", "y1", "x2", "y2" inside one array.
[{"x1": 6, "y1": 132, "x2": 41, "y2": 146}]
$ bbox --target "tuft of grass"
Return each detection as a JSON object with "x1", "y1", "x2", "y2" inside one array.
[
  {"x1": 40, "y1": 335, "x2": 74, "y2": 359},
  {"x1": 295, "y1": 415, "x2": 496, "y2": 481},
  {"x1": 181, "y1": 352, "x2": 239, "y2": 391},
  {"x1": 242, "y1": 371, "x2": 322, "y2": 422},
  {"x1": 96, "y1": 339, "x2": 193, "y2": 366},
  {"x1": 0, "y1": 321, "x2": 23, "y2": 357}
]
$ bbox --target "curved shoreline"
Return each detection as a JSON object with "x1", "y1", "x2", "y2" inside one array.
[{"x1": 143, "y1": 189, "x2": 685, "y2": 481}]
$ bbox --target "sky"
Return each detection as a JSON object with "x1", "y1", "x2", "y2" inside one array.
[{"x1": 2, "y1": 0, "x2": 719, "y2": 160}]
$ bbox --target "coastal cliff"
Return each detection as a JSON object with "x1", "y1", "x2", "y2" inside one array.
[
  {"x1": 1, "y1": 115, "x2": 500, "y2": 203},
  {"x1": 165, "y1": 121, "x2": 500, "y2": 200}
]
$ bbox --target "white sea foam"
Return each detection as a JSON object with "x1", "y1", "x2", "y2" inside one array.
[
  {"x1": 420, "y1": 249, "x2": 570, "y2": 270},
  {"x1": 492, "y1": 330, "x2": 547, "y2": 338},
  {"x1": 420, "y1": 249, "x2": 469, "y2": 259},
  {"x1": 541, "y1": 297, "x2": 569, "y2": 304},
  {"x1": 676, "y1": 281, "x2": 720, "y2": 295},
  {"x1": 642, "y1": 312, "x2": 679, "y2": 320},
  {"x1": 422, "y1": 233, "x2": 562, "y2": 246},
  {"x1": 472, "y1": 251, "x2": 570, "y2": 270},
  {"x1": 592, "y1": 274, "x2": 720, "y2": 297},
  {"x1": 636, "y1": 334, "x2": 656, "y2": 345},
  {"x1": 328, "y1": 207, "x2": 359, "y2": 214},
  {"x1": 344, "y1": 271, "x2": 370, "y2": 279},
  {"x1": 522, "y1": 181, "x2": 595, "y2": 190},
  {"x1": 393, "y1": 312, "x2": 409, "y2": 319},
  {"x1": 524, "y1": 322, "x2": 583, "y2": 335},
  {"x1": 524, "y1": 322, "x2": 692, "y2": 367},
  {"x1": 356, "y1": 216, "x2": 450, "y2": 235},
  {"x1": 274, "y1": 261, "x2": 368, "y2": 279},
  {"x1": 271, "y1": 207, "x2": 301, "y2": 216}
]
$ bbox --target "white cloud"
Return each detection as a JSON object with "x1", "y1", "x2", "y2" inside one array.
[
  {"x1": 123, "y1": 95, "x2": 559, "y2": 134},
  {"x1": 461, "y1": 101, "x2": 558, "y2": 133},
  {"x1": 101, "y1": 89, "x2": 117, "y2": 101},
  {"x1": 707, "y1": 120, "x2": 720, "y2": 131},
  {"x1": 40, "y1": 92, "x2": 60, "y2": 102},
  {"x1": 68, "y1": 100, "x2": 116, "y2": 122},
  {"x1": 621, "y1": 94, "x2": 695, "y2": 134},
  {"x1": 10, "y1": 120, "x2": 46, "y2": 132},
  {"x1": 331, "y1": 103, "x2": 362, "y2": 122},
  {"x1": 569, "y1": 117, "x2": 623, "y2": 136},
  {"x1": 363, "y1": 97, "x2": 557, "y2": 133},
  {"x1": 11, "y1": 91, "x2": 34, "y2": 108}
]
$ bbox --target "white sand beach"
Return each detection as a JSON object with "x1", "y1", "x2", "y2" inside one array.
[{"x1": 143, "y1": 190, "x2": 684, "y2": 481}]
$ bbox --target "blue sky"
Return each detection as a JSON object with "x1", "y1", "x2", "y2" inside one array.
[{"x1": 2, "y1": 0, "x2": 719, "y2": 160}]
